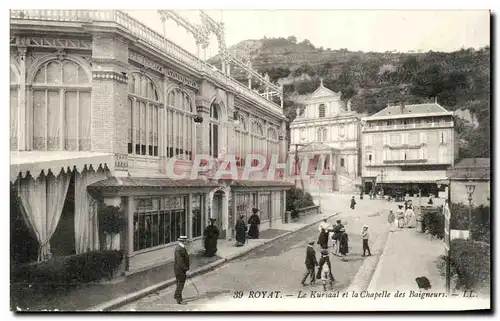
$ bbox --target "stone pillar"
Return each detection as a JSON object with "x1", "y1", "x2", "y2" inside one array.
[
  {"x1": 90, "y1": 33, "x2": 130, "y2": 177},
  {"x1": 195, "y1": 97, "x2": 211, "y2": 155},
  {"x1": 125, "y1": 196, "x2": 134, "y2": 272},
  {"x1": 278, "y1": 120, "x2": 287, "y2": 164}
]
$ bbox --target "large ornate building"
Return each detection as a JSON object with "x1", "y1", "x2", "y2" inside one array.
[
  {"x1": 9, "y1": 10, "x2": 292, "y2": 273},
  {"x1": 361, "y1": 102, "x2": 459, "y2": 196},
  {"x1": 289, "y1": 81, "x2": 363, "y2": 192}
]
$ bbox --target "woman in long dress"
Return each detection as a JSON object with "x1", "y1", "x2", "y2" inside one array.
[
  {"x1": 235, "y1": 215, "x2": 247, "y2": 246},
  {"x1": 388, "y1": 210, "x2": 396, "y2": 232},
  {"x1": 338, "y1": 228, "x2": 349, "y2": 261},
  {"x1": 317, "y1": 217, "x2": 330, "y2": 249},
  {"x1": 397, "y1": 205, "x2": 406, "y2": 228},
  {"x1": 405, "y1": 208, "x2": 417, "y2": 228}
]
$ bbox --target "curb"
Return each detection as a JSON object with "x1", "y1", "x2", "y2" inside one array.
[
  {"x1": 366, "y1": 230, "x2": 393, "y2": 292},
  {"x1": 345, "y1": 228, "x2": 391, "y2": 293},
  {"x1": 88, "y1": 213, "x2": 338, "y2": 311}
]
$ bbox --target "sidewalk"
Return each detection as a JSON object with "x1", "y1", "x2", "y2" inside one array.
[
  {"x1": 12, "y1": 212, "x2": 333, "y2": 311},
  {"x1": 367, "y1": 228, "x2": 446, "y2": 293}
]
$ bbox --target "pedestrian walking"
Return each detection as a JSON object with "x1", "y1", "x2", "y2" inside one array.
[
  {"x1": 350, "y1": 196, "x2": 356, "y2": 210},
  {"x1": 388, "y1": 210, "x2": 396, "y2": 232},
  {"x1": 317, "y1": 216, "x2": 330, "y2": 249},
  {"x1": 173, "y1": 236, "x2": 190, "y2": 305},
  {"x1": 361, "y1": 225, "x2": 372, "y2": 256},
  {"x1": 331, "y1": 219, "x2": 344, "y2": 255},
  {"x1": 405, "y1": 207, "x2": 417, "y2": 228},
  {"x1": 318, "y1": 249, "x2": 335, "y2": 291},
  {"x1": 397, "y1": 205, "x2": 405, "y2": 228},
  {"x1": 235, "y1": 214, "x2": 247, "y2": 247},
  {"x1": 338, "y1": 227, "x2": 349, "y2": 261},
  {"x1": 301, "y1": 240, "x2": 318, "y2": 286},
  {"x1": 203, "y1": 218, "x2": 220, "y2": 257},
  {"x1": 247, "y1": 208, "x2": 261, "y2": 239}
]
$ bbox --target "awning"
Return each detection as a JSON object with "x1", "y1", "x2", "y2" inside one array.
[{"x1": 10, "y1": 151, "x2": 114, "y2": 182}]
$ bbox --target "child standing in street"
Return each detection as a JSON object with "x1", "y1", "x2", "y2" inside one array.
[
  {"x1": 361, "y1": 225, "x2": 372, "y2": 256},
  {"x1": 318, "y1": 249, "x2": 335, "y2": 291}
]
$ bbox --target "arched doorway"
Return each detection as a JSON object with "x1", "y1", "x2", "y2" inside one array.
[{"x1": 208, "y1": 187, "x2": 229, "y2": 239}]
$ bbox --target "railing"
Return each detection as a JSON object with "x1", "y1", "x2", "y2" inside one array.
[
  {"x1": 365, "y1": 121, "x2": 454, "y2": 132},
  {"x1": 10, "y1": 9, "x2": 283, "y2": 113}
]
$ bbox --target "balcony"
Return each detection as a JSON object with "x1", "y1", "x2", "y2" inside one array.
[
  {"x1": 364, "y1": 121, "x2": 454, "y2": 132},
  {"x1": 383, "y1": 159, "x2": 428, "y2": 165},
  {"x1": 10, "y1": 9, "x2": 282, "y2": 114}
]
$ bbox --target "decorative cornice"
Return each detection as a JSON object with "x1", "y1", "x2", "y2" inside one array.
[
  {"x1": 165, "y1": 68, "x2": 199, "y2": 90},
  {"x1": 28, "y1": 37, "x2": 92, "y2": 50},
  {"x1": 129, "y1": 51, "x2": 163, "y2": 74},
  {"x1": 92, "y1": 71, "x2": 128, "y2": 84},
  {"x1": 196, "y1": 97, "x2": 211, "y2": 112}
]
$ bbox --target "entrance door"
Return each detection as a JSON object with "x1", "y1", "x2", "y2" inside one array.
[{"x1": 212, "y1": 192, "x2": 224, "y2": 239}]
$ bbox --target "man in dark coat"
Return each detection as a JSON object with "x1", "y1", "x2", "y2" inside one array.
[
  {"x1": 350, "y1": 196, "x2": 356, "y2": 209},
  {"x1": 301, "y1": 240, "x2": 318, "y2": 286},
  {"x1": 235, "y1": 214, "x2": 247, "y2": 246},
  {"x1": 339, "y1": 228, "x2": 349, "y2": 261},
  {"x1": 204, "y1": 218, "x2": 220, "y2": 257},
  {"x1": 247, "y1": 208, "x2": 261, "y2": 239},
  {"x1": 173, "y1": 236, "x2": 190, "y2": 305}
]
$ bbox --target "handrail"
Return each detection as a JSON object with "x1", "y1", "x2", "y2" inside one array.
[{"x1": 10, "y1": 9, "x2": 282, "y2": 113}]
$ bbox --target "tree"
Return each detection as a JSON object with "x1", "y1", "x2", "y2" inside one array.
[{"x1": 287, "y1": 36, "x2": 297, "y2": 44}]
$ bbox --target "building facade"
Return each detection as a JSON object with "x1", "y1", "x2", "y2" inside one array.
[
  {"x1": 361, "y1": 103, "x2": 459, "y2": 196},
  {"x1": 9, "y1": 10, "x2": 292, "y2": 273},
  {"x1": 289, "y1": 81, "x2": 362, "y2": 192},
  {"x1": 444, "y1": 158, "x2": 490, "y2": 206}
]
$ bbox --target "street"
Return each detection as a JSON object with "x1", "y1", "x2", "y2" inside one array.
[{"x1": 118, "y1": 194, "x2": 394, "y2": 311}]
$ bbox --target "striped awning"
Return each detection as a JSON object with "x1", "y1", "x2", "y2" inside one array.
[{"x1": 10, "y1": 151, "x2": 114, "y2": 182}]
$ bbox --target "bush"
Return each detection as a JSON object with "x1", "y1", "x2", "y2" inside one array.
[
  {"x1": 421, "y1": 206, "x2": 444, "y2": 239},
  {"x1": 286, "y1": 187, "x2": 316, "y2": 219},
  {"x1": 436, "y1": 239, "x2": 490, "y2": 292},
  {"x1": 11, "y1": 250, "x2": 124, "y2": 294},
  {"x1": 450, "y1": 203, "x2": 490, "y2": 244}
]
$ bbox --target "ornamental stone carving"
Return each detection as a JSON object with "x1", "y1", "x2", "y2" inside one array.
[{"x1": 92, "y1": 71, "x2": 128, "y2": 84}]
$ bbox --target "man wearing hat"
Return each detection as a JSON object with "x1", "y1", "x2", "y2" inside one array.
[
  {"x1": 174, "y1": 236, "x2": 190, "y2": 305},
  {"x1": 301, "y1": 240, "x2": 318, "y2": 286},
  {"x1": 247, "y1": 208, "x2": 261, "y2": 239},
  {"x1": 204, "y1": 218, "x2": 220, "y2": 257},
  {"x1": 361, "y1": 225, "x2": 371, "y2": 256}
]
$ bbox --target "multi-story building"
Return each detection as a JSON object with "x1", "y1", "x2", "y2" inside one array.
[
  {"x1": 289, "y1": 80, "x2": 363, "y2": 192},
  {"x1": 361, "y1": 102, "x2": 459, "y2": 196},
  {"x1": 9, "y1": 10, "x2": 291, "y2": 273}
]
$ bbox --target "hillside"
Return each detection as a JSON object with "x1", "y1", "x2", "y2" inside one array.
[{"x1": 209, "y1": 37, "x2": 491, "y2": 159}]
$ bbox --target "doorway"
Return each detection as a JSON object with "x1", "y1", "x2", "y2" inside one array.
[{"x1": 212, "y1": 191, "x2": 224, "y2": 239}]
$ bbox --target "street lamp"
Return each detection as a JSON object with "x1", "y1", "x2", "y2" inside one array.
[{"x1": 465, "y1": 182, "x2": 476, "y2": 236}]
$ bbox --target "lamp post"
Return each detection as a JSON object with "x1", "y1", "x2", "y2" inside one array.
[{"x1": 465, "y1": 182, "x2": 476, "y2": 237}]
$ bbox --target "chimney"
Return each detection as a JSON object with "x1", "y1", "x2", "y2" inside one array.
[{"x1": 400, "y1": 102, "x2": 405, "y2": 114}]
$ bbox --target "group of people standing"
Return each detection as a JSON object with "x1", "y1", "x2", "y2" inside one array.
[
  {"x1": 387, "y1": 200, "x2": 417, "y2": 231},
  {"x1": 235, "y1": 207, "x2": 261, "y2": 247}
]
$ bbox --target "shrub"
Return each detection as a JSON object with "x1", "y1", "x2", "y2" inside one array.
[
  {"x1": 450, "y1": 203, "x2": 490, "y2": 244},
  {"x1": 436, "y1": 239, "x2": 490, "y2": 292},
  {"x1": 286, "y1": 187, "x2": 316, "y2": 219},
  {"x1": 11, "y1": 250, "x2": 124, "y2": 295},
  {"x1": 421, "y1": 206, "x2": 444, "y2": 239}
]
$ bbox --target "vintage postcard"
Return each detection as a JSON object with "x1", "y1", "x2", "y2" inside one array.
[{"x1": 9, "y1": 8, "x2": 491, "y2": 312}]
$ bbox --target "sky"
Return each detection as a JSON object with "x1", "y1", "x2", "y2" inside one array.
[{"x1": 124, "y1": 10, "x2": 490, "y2": 58}]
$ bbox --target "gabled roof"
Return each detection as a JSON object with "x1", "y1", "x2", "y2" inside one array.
[
  {"x1": 371, "y1": 103, "x2": 452, "y2": 118},
  {"x1": 297, "y1": 80, "x2": 341, "y2": 102},
  {"x1": 298, "y1": 141, "x2": 339, "y2": 152}
]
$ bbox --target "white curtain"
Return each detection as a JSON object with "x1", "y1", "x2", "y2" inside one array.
[
  {"x1": 18, "y1": 171, "x2": 70, "y2": 261},
  {"x1": 74, "y1": 166, "x2": 107, "y2": 253}
]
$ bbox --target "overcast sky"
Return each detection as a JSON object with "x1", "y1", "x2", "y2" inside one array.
[{"x1": 124, "y1": 10, "x2": 490, "y2": 58}]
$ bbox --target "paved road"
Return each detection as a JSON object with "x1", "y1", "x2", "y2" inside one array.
[{"x1": 118, "y1": 195, "x2": 392, "y2": 311}]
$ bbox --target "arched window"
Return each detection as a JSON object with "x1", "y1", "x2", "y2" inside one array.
[
  {"x1": 319, "y1": 104, "x2": 326, "y2": 118},
  {"x1": 165, "y1": 88, "x2": 194, "y2": 160},
  {"x1": 234, "y1": 112, "x2": 248, "y2": 166},
  {"x1": 128, "y1": 73, "x2": 161, "y2": 156},
  {"x1": 32, "y1": 59, "x2": 91, "y2": 151},
  {"x1": 267, "y1": 127, "x2": 279, "y2": 162},
  {"x1": 317, "y1": 127, "x2": 328, "y2": 142},
  {"x1": 10, "y1": 66, "x2": 19, "y2": 150},
  {"x1": 209, "y1": 102, "x2": 220, "y2": 159},
  {"x1": 250, "y1": 121, "x2": 265, "y2": 164}
]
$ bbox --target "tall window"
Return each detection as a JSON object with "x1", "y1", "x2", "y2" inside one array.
[
  {"x1": 340, "y1": 158, "x2": 345, "y2": 167},
  {"x1": 32, "y1": 59, "x2": 91, "y2": 151},
  {"x1": 191, "y1": 194, "x2": 204, "y2": 238},
  {"x1": 259, "y1": 193, "x2": 271, "y2": 222},
  {"x1": 10, "y1": 66, "x2": 19, "y2": 150},
  {"x1": 128, "y1": 73, "x2": 160, "y2": 157},
  {"x1": 166, "y1": 88, "x2": 195, "y2": 160},
  {"x1": 319, "y1": 104, "x2": 326, "y2": 118},
  {"x1": 235, "y1": 193, "x2": 256, "y2": 222},
  {"x1": 133, "y1": 196, "x2": 188, "y2": 251},
  {"x1": 267, "y1": 127, "x2": 279, "y2": 160},
  {"x1": 250, "y1": 121, "x2": 265, "y2": 163},
  {"x1": 209, "y1": 102, "x2": 220, "y2": 159},
  {"x1": 235, "y1": 113, "x2": 248, "y2": 166}
]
